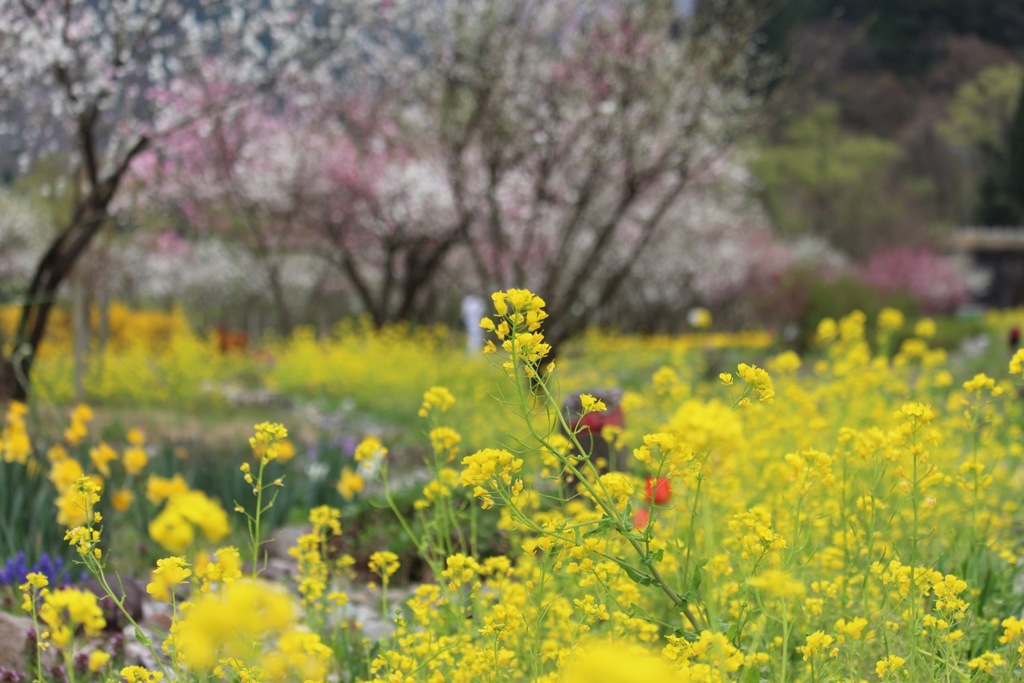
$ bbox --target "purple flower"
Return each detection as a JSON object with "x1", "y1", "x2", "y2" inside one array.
[{"x1": 0, "y1": 552, "x2": 70, "y2": 587}]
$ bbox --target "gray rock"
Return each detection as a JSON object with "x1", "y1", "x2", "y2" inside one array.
[{"x1": 0, "y1": 611, "x2": 34, "y2": 671}]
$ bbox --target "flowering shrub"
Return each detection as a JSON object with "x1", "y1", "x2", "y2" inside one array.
[{"x1": 859, "y1": 247, "x2": 971, "y2": 313}]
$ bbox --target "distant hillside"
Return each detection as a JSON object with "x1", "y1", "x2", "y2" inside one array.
[{"x1": 747, "y1": 0, "x2": 1024, "y2": 258}]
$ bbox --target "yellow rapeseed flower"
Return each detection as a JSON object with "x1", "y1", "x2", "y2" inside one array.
[
  {"x1": 878, "y1": 307, "x2": 905, "y2": 332},
  {"x1": 418, "y1": 386, "x2": 456, "y2": 417},
  {"x1": 167, "y1": 579, "x2": 296, "y2": 670},
  {"x1": 579, "y1": 393, "x2": 607, "y2": 414},
  {"x1": 126, "y1": 428, "x2": 146, "y2": 446},
  {"x1": 368, "y1": 551, "x2": 401, "y2": 583},
  {"x1": 797, "y1": 630, "x2": 837, "y2": 660},
  {"x1": 428, "y1": 426, "x2": 462, "y2": 461},
  {"x1": 336, "y1": 466, "x2": 365, "y2": 501},
  {"x1": 561, "y1": 638, "x2": 674, "y2": 683},
  {"x1": 111, "y1": 488, "x2": 134, "y2": 512},
  {"x1": 914, "y1": 317, "x2": 937, "y2": 338},
  {"x1": 194, "y1": 546, "x2": 243, "y2": 592},
  {"x1": 968, "y1": 652, "x2": 1006, "y2": 674},
  {"x1": 22, "y1": 572, "x2": 48, "y2": 590},
  {"x1": 146, "y1": 556, "x2": 191, "y2": 601},
  {"x1": 122, "y1": 446, "x2": 148, "y2": 476},
  {"x1": 737, "y1": 362, "x2": 774, "y2": 403},
  {"x1": 354, "y1": 435, "x2": 387, "y2": 464},
  {"x1": 876, "y1": 654, "x2": 906, "y2": 678},
  {"x1": 89, "y1": 442, "x2": 118, "y2": 478},
  {"x1": 39, "y1": 587, "x2": 105, "y2": 648},
  {"x1": 261, "y1": 629, "x2": 334, "y2": 682},
  {"x1": 87, "y1": 650, "x2": 110, "y2": 672},
  {"x1": 145, "y1": 474, "x2": 189, "y2": 505},
  {"x1": 120, "y1": 666, "x2": 164, "y2": 683},
  {"x1": 249, "y1": 422, "x2": 289, "y2": 462},
  {"x1": 1010, "y1": 348, "x2": 1024, "y2": 377}
]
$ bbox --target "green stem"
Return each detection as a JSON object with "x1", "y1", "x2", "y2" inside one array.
[
  {"x1": 89, "y1": 559, "x2": 171, "y2": 678},
  {"x1": 63, "y1": 648, "x2": 76, "y2": 683},
  {"x1": 909, "y1": 422, "x2": 920, "y2": 680},
  {"x1": 381, "y1": 581, "x2": 389, "y2": 633},
  {"x1": 507, "y1": 335, "x2": 702, "y2": 630},
  {"x1": 251, "y1": 457, "x2": 267, "y2": 578},
  {"x1": 28, "y1": 592, "x2": 43, "y2": 683},
  {"x1": 382, "y1": 463, "x2": 443, "y2": 580},
  {"x1": 780, "y1": 598, "x2": 790, "y2": 682},
  {"x1": 680, "y1": 459, "x2": 706, "y2": 598}
]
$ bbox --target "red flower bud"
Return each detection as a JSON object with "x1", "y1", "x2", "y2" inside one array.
[
  {"x1": 644, "y1": 477, "x2": 671, "y2": 505},
  {"x1": 633, "y1": 508, "x2": 650, "y2": 530}
]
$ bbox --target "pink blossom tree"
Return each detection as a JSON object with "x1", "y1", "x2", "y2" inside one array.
[
  {"x1": 306, "y1": 0, "x2": 775, "y2": 345},
  {"x1": 127, "y1": 95, "x2": 358, "y2": 333},
  {"x1": 115, "y1": 1, "x2": 775, "y2": 348}
]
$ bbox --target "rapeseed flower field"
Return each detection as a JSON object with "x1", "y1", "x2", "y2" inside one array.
[{"x1": 4, "y1": 291, "x2": 1024, "y2": 681}]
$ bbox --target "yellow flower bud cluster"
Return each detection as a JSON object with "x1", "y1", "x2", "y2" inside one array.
[
  {"x1": 368, "y1": 550, "x2": 401, "y2": 583},
  {"x1": 248, "y1": 422, "x2": 289, "y2": 463},
  {"x1": 194, "y1": 546, "x2": 243, "y2": 593},
  {"x1": 479, "y1": 289, "x2": 551, "y2": 378},
  {"x1": 146, "y1": 556, "x2": 192, "y2": 601},
  {"x1": 354, "y1": 435, "x2": 387, "y2": 463},
  {"x1": 460, "y1": 448, "x2": 524, "y2": 509},
  {"x1": 736, "y1": 362, "x2": 774, "y2": 404},
  {"x1": 148, "y1": 488, "x2": 231, "y2": 553},
  {"x1": 418, "y1": 385, "x2": 456, "y2": 417},
  {"x1": 289, "y1": 506, "x2": 353, "y2": 610}
]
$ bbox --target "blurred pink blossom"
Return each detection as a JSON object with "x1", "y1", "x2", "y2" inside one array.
[{"x1": 859, "y1": 247, "x2": 970, "y2": 313}]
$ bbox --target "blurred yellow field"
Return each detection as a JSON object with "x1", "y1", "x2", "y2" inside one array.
[{"x1": 5, "y1": 292, "x2": 1024, "y2": 681}]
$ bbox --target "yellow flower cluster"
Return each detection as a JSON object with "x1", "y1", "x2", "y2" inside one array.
[
  {"x1": 64, "y1": 403, "x2": 93, "y2": 446},
  {"x1": 289, "y1": 506, "x2": 353, "y2": 609},
  {"x1": 459, "y1": 448, "x2": 524, "y2": 509},
  {"x1": 354, "y1": 435, "x2": 387, "y2": 464},
  {"x1": 578, "y1": 393, "x2": 606, "y2": 414},
  {"x1": 147, "y1": 556, "x2": 192, "y2": 601},
  {"x1": 428, "y1": 426, "x2": 462, "y2": 461},
  {"x1": 55, "y1": 473, "x2": 103, "y2": 528},
  {"x1": 248, "y1": 422, "x2": 289, "y2": 463},
  {"x1": 120, "y1": 666, "x2": 164, "y2": 682},
  {"x1": 877, "y1": 306, "x2": 905, "y2": 332},
  {"x1": 0, "y1": 400, "x2": 30, "y2": 464},
  {"x1": 419, "y1": 385, "x2": 456, "y2": 417},
  {"x1": 336, "y1": 466, "x2": 365, "y2": 501},
  {"x1": 479, "y1": 288, "x2": 551, "y2": 378},
  {"x1": 148, "y1": 488, "x2": 230, "y2": 553},
  {"x1": 165, "y1": 578, "x2": 297, "y2": 671},
  {"x1": 1010, "y1": 347, "x2": 1024, "y2": 377},
  {"x1": 38, "y1": 587, "x2": 106, "y2": 648},
  {"x1": 368, "y1": 550, "x2": 401, "y2": 584},
  {"x1": 736, "y1": 362, "x2": 775, "y2": 404},
  {"x1": 797, "y1": 630, "x2": 838, "y2": 660},
  {"x1": 194, "y1": 546, "x2": 243, "y2": 593}
]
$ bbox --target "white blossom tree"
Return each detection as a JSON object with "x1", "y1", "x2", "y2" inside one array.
[{"x1": 0, "y1": 0, "x2": 379, "y2": 399}]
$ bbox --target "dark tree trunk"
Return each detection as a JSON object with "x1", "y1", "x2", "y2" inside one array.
[
  {"x1": 0, "y1": 357, "x2": 17, "y2": 403},
  {"x1": 4, "y1": 203, "x2": 107, "y2": 401},
  {"x1": 0, "y1": 135, "x2": 149, "y2": 403}
]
